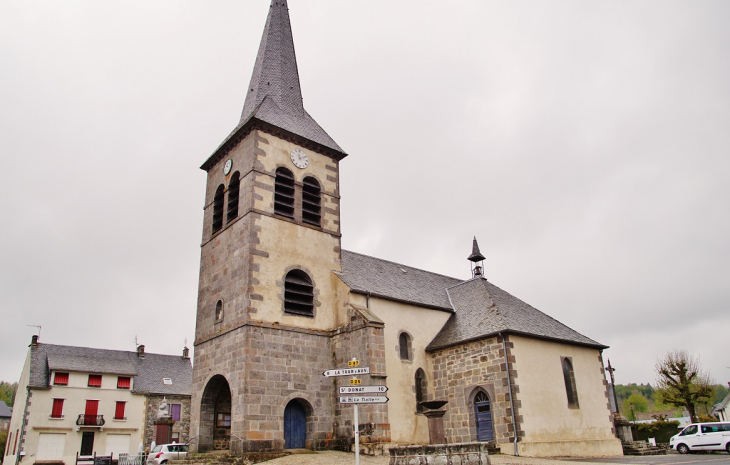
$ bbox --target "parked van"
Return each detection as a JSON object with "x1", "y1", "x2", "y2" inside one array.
[{"x1": 669, "y1": 422, "x2": 730, "y2": 454}]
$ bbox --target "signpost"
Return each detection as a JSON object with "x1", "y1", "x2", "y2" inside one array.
[{"x1": 324, "y1": 359, "x2": 387, "y2": 465}]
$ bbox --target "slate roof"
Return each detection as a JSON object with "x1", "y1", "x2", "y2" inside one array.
[
  {"x1": 29, "y1": 343, "x2": 192, "y2": 396},
  {"x1": 201, "y1": 1, "x2": 345, "y2": 170},
  {"x1": 338, "y1": 250, "x2": 606, "y2": 351},
  {"x1": 0, "y1": 401, "x2": 11, "y2": 419},
  {"x1": 339, "y1": 250, "x2": 460, "y2": 311}
]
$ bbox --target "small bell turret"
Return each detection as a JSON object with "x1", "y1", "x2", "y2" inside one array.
[{"x1": 468, "y1": 237, "x2": 486, "y2": 279}]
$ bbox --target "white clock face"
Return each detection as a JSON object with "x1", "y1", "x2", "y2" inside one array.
[
  {"x1": 223, "y1": 159, "x2": 233, "y2": 175},
  {"x1": 290, "y1": 149, "x2": 309, "y2": 169}
]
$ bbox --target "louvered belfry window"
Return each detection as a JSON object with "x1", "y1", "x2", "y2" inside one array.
[
  {"x1": 301, "y1": 177, "x2": 321, "y2": 226},
  {"x1": 226, "y1": 172, "x2": 240, "y2": 223},
  {"x1": 212, "y1": 184, "x2": 225, "y2": 233},
  {"x1": 284, "y1": 270, "x2": 314, "y2": 316},
  {"x1": 274, "y1": 168, "x2": 295, "y2": 218}
]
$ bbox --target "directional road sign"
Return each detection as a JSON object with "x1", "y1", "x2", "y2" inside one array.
[
  {"x1": 339, "y1": 396, "x2": 389, "y2": 404},
  {"x1": 323, "y1": 367, "x2": 370, "y2": 377},
  {"x1": 339, "y1": 385, "x2": 388, "y2": 395}
]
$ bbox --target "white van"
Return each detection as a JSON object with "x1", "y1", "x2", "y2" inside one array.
[{"x1": 669, "y1": 422, "x2": 730, "y2": 454}]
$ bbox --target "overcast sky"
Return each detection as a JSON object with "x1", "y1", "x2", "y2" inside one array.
[{"x1": 1, "y1": 1, "x2": 728, "y2": 390}]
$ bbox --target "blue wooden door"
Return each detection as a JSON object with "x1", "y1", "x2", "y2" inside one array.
[
  {"x1": 474, "y1": 392, "x2": 494, "y2": 442},
  {"x1": 284, "y1": 401, "x2": 306, "y2": 449}
]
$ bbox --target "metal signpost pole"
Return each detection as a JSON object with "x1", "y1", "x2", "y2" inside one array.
[{"x1": 354, "y1": 402, "x2": 360, "y2": 465}]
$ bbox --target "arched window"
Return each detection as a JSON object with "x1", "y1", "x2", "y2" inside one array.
[
  {"x1": 274, "y1": 167, "x2": 295, "y2": 218},
  {"x1": 226, "y1": 172, "x2": 240, "y2": 223},
  {"x1": 284, "y1": 269, "x2": 314, "y2": 316},
  {"x1": 215, "y1": 300, "x2": 223, "y2": 321},
  {"x1": 399, "y1": 332, "x2": 411, "y2": 361},
  {"x1": 212, "y1": 184, "x2": 225, "y2": 233},
  {"x1": 562, "y1": 357, "x2": 579, "y2": 408},
  {"x1": 301, "y1": 176, "x2": 321, "y2": 227},
  {"x1": 415, "y1": 368, "x2": 427, "y2": 413}
]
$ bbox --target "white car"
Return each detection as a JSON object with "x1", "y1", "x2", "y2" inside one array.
[
  {"x1": 670, "y1": 422, "x2": 730, "y2": 454},
  {"x1": 146, "y1": 444, "x2": 189, "y2": 465}
]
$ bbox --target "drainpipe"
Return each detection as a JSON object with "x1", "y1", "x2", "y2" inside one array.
[
  {"x1": 365, "y1": 291, "x2": 371, "y2": 309},
  {"x1": 499, "y1": 332, "x2": 518, "y2": 456},
  {"x1": 15, "y1": 386, "x2": 31, "y2": 465}
]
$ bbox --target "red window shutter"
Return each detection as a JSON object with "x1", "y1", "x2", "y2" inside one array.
[
  {"x1": 88, "y1": 375, "x2": 102, "y2": 387},
  {"x1": 54, "y1": 372, "x2": 69, "y2": 385},
  {"x1": 51, "y1": 399, "x2": 64, "y2": 418},
  {"x1": 114, "y1": 401, "x2": 126, "y2": 420},
  {"x1": 85, "y1": 399, "x2": 99, "y2": 416},
  {"x1": 117, "y1": 377, "x2": 131, "y2": 389}
]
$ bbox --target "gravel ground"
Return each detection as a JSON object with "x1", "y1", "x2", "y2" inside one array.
[{"x1": 262, "y1": 451, "x2": 609, "y2": 465}]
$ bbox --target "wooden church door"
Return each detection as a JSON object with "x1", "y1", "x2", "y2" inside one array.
[
  {"x1": 474, "y1": 391, "x2": 494, "y2": 442},
  {"x1": 284, "y1": 401, "x2": 306, "y2": 449}
]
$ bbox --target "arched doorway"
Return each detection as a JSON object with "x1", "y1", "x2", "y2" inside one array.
[
  {"x1": 199, "y1": 375, "x2": 232, "y2": 452},
  {"x1": 474, "y1": 391, "x2": 494, "y2": 442},
  {"x1": 283, "y1": 399, "x2": 309, "y2": 449}
]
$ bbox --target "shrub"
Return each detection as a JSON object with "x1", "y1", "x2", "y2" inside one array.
[
  {"x1": 0, "y1": 430, "x2": 6, "y2": 458},
  {"x1": 636, "y1": 420, "x2": 681, "y2": 443},
  {"x1": 697, "y1": 414, "x2": 719, "y2": 422}
]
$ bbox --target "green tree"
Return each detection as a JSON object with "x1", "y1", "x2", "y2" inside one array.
[
  {"x1": 622, "y1": 392, "x2": 649, "y2": 419},
  {"x1": 0, "y1": 430, "x2": 6, "y2": 458},
  {"x1": 654, "y1": 350, "x2": 714, "y2": 422},
  {"x1": 0, "y1": 381, "x2": 17, "y2": 406}
]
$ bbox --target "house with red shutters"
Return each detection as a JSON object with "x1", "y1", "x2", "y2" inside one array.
[{"x1": 2, "y1": 337, "x2": 191, "y2": 465}]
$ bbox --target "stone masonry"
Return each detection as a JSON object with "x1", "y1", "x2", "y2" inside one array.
[
  {"x1": 430, "y1": 335, "x2": 523, "y2": 447},
  {"x1": 144, "y1": 395, "x2": 191, "y2": 449}
]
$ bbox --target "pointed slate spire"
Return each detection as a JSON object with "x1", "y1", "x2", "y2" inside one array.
[
  {"x1": 239, "y1": 0, "x2": 345, "y2": 155},
  {"x1": 468, "y1": 237, "x2": 486, "y2": 263}
]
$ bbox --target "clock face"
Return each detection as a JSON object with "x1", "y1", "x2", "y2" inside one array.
[
  {"x1": 290, "y1": 149, "x2": 309, "y2": 169},
  {"x1": 223, "y1": 159, "x2": 233, "y2": 175}
]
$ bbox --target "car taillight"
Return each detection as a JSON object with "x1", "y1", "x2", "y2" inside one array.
[{"x1": 155, "y1": 453, "x2": 163, "y2": 459}]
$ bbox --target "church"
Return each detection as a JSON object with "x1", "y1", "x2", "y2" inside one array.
[{"x1": 190, "y1": 1, "x2": 622, "y2": 457}]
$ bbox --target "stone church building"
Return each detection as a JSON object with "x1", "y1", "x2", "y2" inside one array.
[{"x1": 190, "y1": 1, "x2": 622, "y2": 457}]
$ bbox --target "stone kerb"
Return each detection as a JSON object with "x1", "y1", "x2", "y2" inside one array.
[{"x1": 389, "y1": 442, "x2": 490, "y2": 465}]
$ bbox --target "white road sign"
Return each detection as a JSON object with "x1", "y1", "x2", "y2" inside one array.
[
  {"x1": 339, "y1": 396, "x2": 389, "y2": 404},
  {"x1": 323, "y1": 367, "x2": 370, "y2": 377},
  {"x1": 339, "y1": 385, "x2": 388, "y2": 394}
]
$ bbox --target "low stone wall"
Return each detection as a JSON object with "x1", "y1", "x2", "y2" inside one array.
[{"x1": 389, "y1": 443, "x2": 490, "y2": 465}]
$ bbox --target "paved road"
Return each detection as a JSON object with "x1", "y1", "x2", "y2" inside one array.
[{"x1": 263, "y1": 451, "x2": 730, "y2": 465}]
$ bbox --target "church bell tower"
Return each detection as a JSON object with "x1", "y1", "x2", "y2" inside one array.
[{"x1": 191, "y1": 1, "x2": 349, "y2": 453}]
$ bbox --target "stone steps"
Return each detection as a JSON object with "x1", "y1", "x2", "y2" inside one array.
[{"x1": 621, "y1": 441, "x2": 667, "y2": 456}]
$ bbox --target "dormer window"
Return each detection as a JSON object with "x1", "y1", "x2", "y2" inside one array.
[
  {"x1": 274, "y1": 168, "x2": 295, "y2": 218},
  {"x1": 88, "y1": 375, "x2": 102, "y2": 388},
  {"x1": 53, "y1": 372, "x2": 69, "y2": 386},
  {"x1": 301, "y1": 177, "x2": 321, "y2": 227}
]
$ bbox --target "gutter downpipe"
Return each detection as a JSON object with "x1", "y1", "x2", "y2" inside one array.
[
  {"x1": 500, "y1": 332, "x2": 519, "y2": 456},
  {"x1": 15, "y1": 386, "x2": 31, "y2": 465}
]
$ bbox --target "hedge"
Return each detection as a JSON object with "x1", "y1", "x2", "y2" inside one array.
[{"x1": 635, "y1": 420, "x2": 681, "y2": 443}]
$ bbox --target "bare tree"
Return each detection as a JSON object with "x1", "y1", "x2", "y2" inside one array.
[{"x1": 654, "y1": 350, "x2": 714, "y2": 422}]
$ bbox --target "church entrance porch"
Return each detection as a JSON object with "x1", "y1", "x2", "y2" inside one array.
[
  {"x1": 199, "y1": 375, "x2": 232, "y2": 452},
  {"x1": 283, "y1": 399, "x2": 311, "y2": 449}
]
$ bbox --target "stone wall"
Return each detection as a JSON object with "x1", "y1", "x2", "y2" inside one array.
[
  {"x1": 331, "y1": 306, "x2": 390, "y2": 449},
  {"x1": 144, "y1": 395, "x2": 191, "y2": 449},
  {"x1": 429, "y1": 335, "x2": 522, "y2": 448}
]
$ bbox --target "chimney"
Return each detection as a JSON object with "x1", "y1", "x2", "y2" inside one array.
[
  {"x1": 137, "y1": 344, "x2": 145, "y2": 358},
  {"x1": 30, "y1": 335, "x2": 39, "y2": 346},
  {"x1": 182, "y1": 346, "x2": 189, "y2": 360}
]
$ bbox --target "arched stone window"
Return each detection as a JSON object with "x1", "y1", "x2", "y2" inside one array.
[
  {"x1": 415, "y1": 368, "x2": 427, "y2": 413},
  {"x1": 215, "y1": 300, "x2": 223, "y2": 322},
  {"x1": 301, "y1": 176, "x2": 321, "y2": 227},
  {"x1": 562, "y1": 357, "x2": 579, "y2": 408},
  {"x1": 226, "y1": 172, "x2": 240, "y2": 223},
  {"x1": 274, "y1": 167, "x2": 295, "y2": 218},
  {"x1": 284, "y1": 269, "x2": 314, "y2": 316},
  {"x1": 212, "y1": 184, "x2": 225, "y2": 233},
  {"x1": 398, "y1": 332, "x2": 412, "y2": 361}
]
